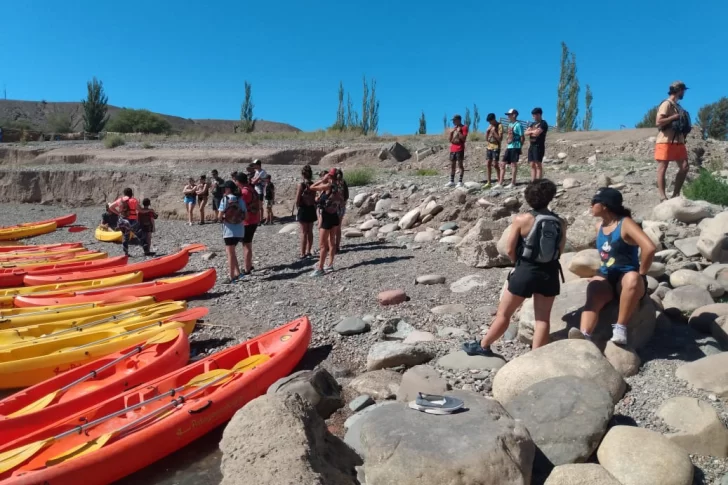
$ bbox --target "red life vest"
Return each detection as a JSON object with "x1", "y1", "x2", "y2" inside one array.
[{"x1": 119, "y1": 196, "x2": 139, "y2": 220}]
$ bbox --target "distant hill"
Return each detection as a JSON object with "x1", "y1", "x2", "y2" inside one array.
[{"x1": 0, "y1": 99, "x2": 301, "y2": 134}]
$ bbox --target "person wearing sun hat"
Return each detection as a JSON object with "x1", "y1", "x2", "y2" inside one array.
[
  {"x1": 568, "y1": 187, "x2": 656, "y2": 346},
  {"x1": 655, "y1": 81, "x2": 690, "y2": 202}
]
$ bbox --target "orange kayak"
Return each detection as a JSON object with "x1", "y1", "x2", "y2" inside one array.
[
  {"x1": 0, "y1": 243, "x2": 83, "y2": 254},
  {"x1": 0, "y1": 248, "x2": 88, "y2": 263},
  {"x1": 0, "y1": 317, "x2": 311, "y2": 485},
  {"x1": 14, "y1": 269, "x2": 217, "y2": 308},
  {"x1": 0, "y1": 328, "x2": 190, "y2": 443},
  {"x1": 11, "y1": 214, "x2": 77, "y2": 229},
  {"x1": 23, "y1": 249, "x2": 191, "y2": 286},
  {"x1": 0, "y1": 256, "x2": 128, "y2": 288}
]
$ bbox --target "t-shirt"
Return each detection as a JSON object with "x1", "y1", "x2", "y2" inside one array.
[
  {"x1": 449, "y1": 124, "x2": 469, "y2": 153},
  {"x1": 529, "y1": 120, "x2": 548, "y2": 146},
  {"x1": 507, "y1": 122, "x2": 524, "y2": 150},
  {"x1": 656, "y1": 100, "x2": 685, "y2": 145},
  {"x1": 253, "y1": 169, "x2": 268, "y2": 194},
  {"x1": 264, "y1": 183, "x2": 275, "y2": 201},
  {"x1": 486, "y1": 123, "x2": 503, "y2": 151},
  {"x1": 240, "y1": 185, "x2": 261, "y2": 226},
  {"x1": 211, "y1": 176, "x2": 225, "y2": 198},
  {"x1": 218, "y1": 194, "x2": 245, "y2": 238}
]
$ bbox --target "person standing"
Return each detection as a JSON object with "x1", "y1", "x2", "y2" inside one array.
[
  {"x1": 217, "y1": 180, "x2": 246, "y2": 283},
  {"x1": 525, "y1": 107, "x2": 548, "y2": 181},
  {"x1": 497, "y1": 109, "x2": 524, "y2": 189},
  {"x1": 183, "y1": 178, "x2": 197, "y2": 226},
  {"x1": 655, "y1": 81, "x2": 690, "y2": 202},
  {"x1": 108, "y1": 188, "x2": 153, "y2": 257},
  {"x1": 196, "y1": 175, "x2": 210, "y2": 225},
  {"x1": 295, "y1": 165, "x2": 317, "y2": 259},
  {"x1": 309, "y1": 168, "x2": 344, "y2": 276},
  {"x1": 250, "y1": 159, "x2": 268, "y2": 221},
  {"x1": 210, "y1": 169, "x2": 225, "y2": 221},
  {"x1": 484, "y1": 113, "x2": 503, "y2": 189},
  {"x1": 138, "y1": 198, "x2": 158, "y2": 251},
  {"x1": 446, "y1": 115, "x2": 468, "y2": 188},
  {"x1": 235, "y1": 172, "x2": 260, "y2": 275}
]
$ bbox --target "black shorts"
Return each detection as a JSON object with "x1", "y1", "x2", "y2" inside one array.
[
  {"x1": 502, "y1": 148, "x2": 522, "y2": 164},
  {"x1": 257, "y1": 192, "x2": 264, "y2": 201},
  {"x1": 242, "y1": 223, "x2": 258, "y2": 243},
  {"x1": 140, "y1": 223, "x2": 154, "y2": 234},
  {"x1": 449, "y1": 151, "x2": 465, "y2": 162},
  {"x1": 198, "y1": 195, "x2": 208, "y2": 204},
  {"x1": 507, "y1": 261, "x2": 561, "y2": 298},
  {"x1": 528, "y1": 144, "x2": 546, "y2": 163},
  {"x1": 486, "y1": 149, "x2": 500, "y2": 162},
  {"x1": 212, "y1": 196, "x2": 223, "y2": 211},
  {"x1": 320, "y1": 211, "x2": 340, "y2": 230},
  {"x1": 224, "y1": 237, "x2": 242, "y2": 246},
  {"x1": 297, "y1": 205, "x2": 317, "y2": 223},
  {"x1": 602, "y1": 272, "x2": 648, "y2": 300}
]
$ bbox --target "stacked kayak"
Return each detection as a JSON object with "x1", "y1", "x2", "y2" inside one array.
[
  {"x1": 12, "y1": 214, "x2": 77, "y2": 229},
  {"x1": 0, "y1": 255, "x2": 127, "y2": 288},
  {"x1": 0, "y1": 214, "x2": 77, "y2": 242},
  {"x1": 0, "y1": 318, "x2": 311, "y2": 485}
]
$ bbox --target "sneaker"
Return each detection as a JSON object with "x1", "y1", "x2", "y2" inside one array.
[
  {"x1": 492, "y1": 184, "x2": 502, "y2": 190},
  {"x1": 505, "y1": 183, "x2": 515, "y2": 189},
  {"x1": 483, "y1": 183, "x2": 492, "y2": 189},
  {"x1": 456, "y1": 182, "x2": 464, "y2": 188},
  {"x1": 568, "y1": 327, "x2": 593, "y2": 341},
  {"x1": 610, "y1": 324, "x2": 628, "y2": 345},
  {"x1": 461, "y1": 341, "x2": 494, "y2": 357},
  {"x1": 324, "y1": 265, "x2": 335, "y2": 273},
  {"x1": 445, "y1": 181, "x2": 456, "y2": 188},
  {"x1": 408, "y1": 393, "x2": 465, "y2": 415},
  {"x1": 310, "y1": 269, "x2": 326, "y2": 277}
]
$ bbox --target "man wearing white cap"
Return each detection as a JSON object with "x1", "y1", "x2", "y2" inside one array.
[{"x1": 496, "y1": 109, "x2": 523, "y2": 189}]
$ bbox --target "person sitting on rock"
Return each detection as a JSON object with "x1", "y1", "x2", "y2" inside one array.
[
  {"x1": 100, "y1": 202, "x2": 118, "y2": 230},
  {"x1": 568, "y1": 187, "x2": 656, "y2": 345},
  {"x1": 462, "y1": 179, "x2": 566, "y2": 356}
]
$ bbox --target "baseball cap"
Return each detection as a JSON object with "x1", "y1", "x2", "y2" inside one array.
[
  {"x1": 669, "y1": 81, "x2": 689, "y2": 94},
  {"x1": 505, "y1": 109, "x2": 519, "y2": 116},
  {"x1": 591, "y1": 187, "x2": 623, "y2": 211},
  {"x1": 486, "y1": 113, "x2": 496, "y2": 122},
  {"x1": 452, "y1": 114, "x2": 462, "y2": 120},
  {"x1": 252, "y1": 159, "x2": 261, "y2": 165}
]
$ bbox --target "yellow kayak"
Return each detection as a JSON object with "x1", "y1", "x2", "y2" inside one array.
[
  {"x1": 0, "y1": 222, "x2": 57, "y2": 241},
  {"x1": 0, "y1": 300, "x2": 188, "y2": 348},
  {"x1": 0, "y1": 272, "x2": 143, "y2": 309},
  {"x1": 0, "y1": 315, "x2": 200, "y2": 388},
  {"x1": 95, "y1": 226, "x2": 123, "y2": 243},
  {"x1": 0, "y1": 296, "x2": 156, "y2": 330}
]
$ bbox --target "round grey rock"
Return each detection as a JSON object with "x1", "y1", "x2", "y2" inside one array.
[{"x1": 334, "y1": 316, "x2": 371, "y2": 336}]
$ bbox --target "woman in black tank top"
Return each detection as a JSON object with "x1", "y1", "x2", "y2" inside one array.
[{"x1": 463, "y1": 179, "x2": 566, "y2": 357}]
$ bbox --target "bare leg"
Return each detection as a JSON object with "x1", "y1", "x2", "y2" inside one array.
[
  {"x1": 243, "y1": 242, "x2": 253, "y2": 273},
  {"x1": 225, "y1": 245, "x2": 240, "y2": 279},
  {"x1": 530, "y1": 162, "x2": 537, "y2": 182},
  {"x1": 579, "y1": 277, "x2": 614, "y2": 335},
  {"x1": 511, "y1": 162, "x2": 519, "y2": 185},
  {"x1": 480, "y1": 289, "x2": 526, "y2": 348},
  {"x1": 535, "y1": 162, "x2": 543, "y2": 179},
  {"x1": 656, "y1": 161, "x2": 669, "y2": 201},
  {"x1": 299, "y1": 222, "x2": 307, "y2": 257},
  {"x1": 532, "y1": 293, "x2": 556, "y2": 349},
  {"x1": 457, "y1": 159, "x2": 465, "y2": 183},
  {"x1": 334, "y1": 224, "x2": 341, "y2": 251},
  {"x1": 199, "y1": 199, "x2": 207, "y2": 223},
  {"x1": 186, "y1": 203, "x2": 193, "y2": 224},
  {"x1": 327, "y1": 229, "x2": 337, "y2": 267},
  {"x1": 317, "y1": 228, "x2": 329, "y2": 271},
  {"x1": 672, "y1": 159, "x2": 689, "y2": 197},
  {"x1": 486, "y1": 161, "x2": 492, "y2": 184},
  {"x1": 305, "y1": 223, "x2": 314, "y2": 255},
  {"x1": 498, "y1": 163, "x2": 507, "y2": 185},
  {"x1": 616, "y1": 272, "x2": 644, "y2": 325}
]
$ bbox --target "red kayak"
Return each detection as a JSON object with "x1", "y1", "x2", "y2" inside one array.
[
  {"x1": 0, "y1": 328, "x2": 190, "y2": 443},
  {"x1": 17, "y1": 214, "x2": 77, "y2": 229},
  {"x1": 23, "y1": 250, "x2": 192, "y2": 286},
  {"x1": 0, "y1": 243, "x2": 83, "y2": 254},
  {"x1": 14, "y1": 269, "x2": 217, "y2": 308},
  {"x1": 0, "y1": 256, "x2": 128, "y2": 288},
  {"x1": 0, "y1": 318, "x2": 311, "y2": 485}
]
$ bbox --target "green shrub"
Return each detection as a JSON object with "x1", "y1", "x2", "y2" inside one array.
[
  {"x1": 46, "y1": 112, "x2": 74, "y2": 133},
  {"x1": 415, "y1": 168, "x2": 439, "y2": 176},
  {"x1": 142, "y1": 142, "x2": 154, "y2": 149},
  {"x1": 684, "y1": 169, "x2": 728, "y2": 206},
  {"x1": 107, "y1": 109, "x2": 172, "y2": 134},
  {"x1": 104, "y1": 134, "x2": 126, "y2": 149},
  {"x1": 344, "y1": 167, "x2": 375, "y2": 186}
]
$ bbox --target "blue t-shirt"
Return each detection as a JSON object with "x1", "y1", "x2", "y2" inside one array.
[
  {"x1": 218, "y1": 194, "x2": 245, "y2": 239},
  {"x1": 507, "y1": 122, "x2": 524, "y2": 149}
]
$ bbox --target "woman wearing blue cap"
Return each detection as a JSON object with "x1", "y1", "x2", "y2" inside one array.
[{"x1": 569, "y1": 187, "x2": 656, "y2": 345}]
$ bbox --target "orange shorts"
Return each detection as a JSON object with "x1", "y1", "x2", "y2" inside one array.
[{"x1": 655, "y1": 143, "x2": 687, "y2": 162}]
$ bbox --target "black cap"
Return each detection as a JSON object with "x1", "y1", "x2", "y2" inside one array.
[
  {"x1": 223, "y1": 180, "x2": 237, "y2": 190},
  {"x1": 531, "y1": 107, "x2": 543, "y2": 115},
  {"x1": 452, "y1": 114, "x2": 462, "y2": 121},
  {"x1": 592, "y1": 187, "x2": 623, "y2": 212},
  {"x1": 486, "y1": 113, "x2": 496, "y2": 122},
  {"x1": 668, "y1": 81, "x2": 689, "y2": 94}
]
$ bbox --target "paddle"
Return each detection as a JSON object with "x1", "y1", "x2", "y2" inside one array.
[
  {"x1": 6, "y1": 329, "x2": 182, "y2": 418},
  {"x1": 0, "y1": 353, "x2": 270, "y2": 473},
  {"x1": 182, "y1": 243, "x2": 207, "y2": 253},
  {"x1": 67, "y1": 226, "x2": 88, "y2": 233}
]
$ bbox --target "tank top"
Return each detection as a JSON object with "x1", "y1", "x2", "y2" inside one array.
[{"x1": 597, "y1": 219, "x2": 639, "y2": 275}]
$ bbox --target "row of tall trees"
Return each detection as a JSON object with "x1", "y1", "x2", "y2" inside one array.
[
  {"x1": 331, "y1": 77, "x2": 379, "y2": 135},
  {"x1": 556, "y1": 42, "x2": 593, "y2": 131}
]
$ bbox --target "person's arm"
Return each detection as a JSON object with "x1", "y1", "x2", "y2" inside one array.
[
  {"x1": 559, "y1": 219, "x2": 568, "y2": 256},
  {"x1": 530, "y1": 123, "x2": 544, "y2": 137},
  {"x1": 310, "y1": 177, "x2": 332, "y2": 192},
  {"x1": 295, "y1": 183, "x2": 303, "y2": 206},
  {"x1": 461, "y1": 125, "x2": 468, "y2": 141},
  {"x1": 656, "y1": 101, "x2": 679, "y2": 128},
  {"x1": 217, "y1": 197, "x2": 227, "y2": 222},
  {"x1": 493, "y1": 125, "x2": 503, "y2": 142},
  {"x1": 108, "y1": 199, "x2": 121, "y2": 215},
  {"x1": 506, "y1": 216, "x2": 524, "y2": 262},
  {"x1": 622, "y1": 218, "x2": 656, "y2": 275}
]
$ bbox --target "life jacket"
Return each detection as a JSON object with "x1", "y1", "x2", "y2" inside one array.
[
  {"x1": 118, "y1": 196, "x2": 138, "y2": 220},
  {"x1": 300, "y1": 181, "x2": 315, "y2": 207}
]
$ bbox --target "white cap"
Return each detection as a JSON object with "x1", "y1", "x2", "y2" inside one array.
[{"x1": 505, "y1": 109, "x2": 519, "y2": 116}]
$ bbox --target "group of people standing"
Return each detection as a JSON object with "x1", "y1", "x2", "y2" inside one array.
[{"x1": 102, "y1": 188, "x2": 158, "y2": 257}]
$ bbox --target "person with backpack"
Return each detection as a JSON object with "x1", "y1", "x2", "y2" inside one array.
[
  {"x1": 462, "y1": 179, "x2": 566, "y2": 356},
  {"x1": 210, "y1": 169, "x2": 225, "y2": 221},
  {"x1": 235, "y1": 172, "x2": 260, "y2": 275},
  {"x1": 446, "y1": 115, "x2": 469, "y2": 188},
  {"x1": 568, "y1": 188, "x2": 656, "y2": 346},
  {"x1": 295, "y1": 165, "x2": 317, "y2": 258},
  {"x1": 108, "y1": 188, "x2": 154, "y2": 257},
  {"x1": 496, "y1": 109, "x2": 524, "y2": 190},
  {"x1": 218, "y1": 180, "x2": 247, "y2": 283},
  {"x1": 525, "y1": 107, "x2": 548, "y2": 182},
  {"x1": 655, "y1": 81, "x2": 691, "y2": 202},
  {"x1": 138, "y1": 198, "x2": 158, "y2": 251},
  {"x1": 484, "y1": 113, "x2": 503, "y2": 189},
  {"x1": 309, "y1": 168, "x2": 344, "y2": 276}
]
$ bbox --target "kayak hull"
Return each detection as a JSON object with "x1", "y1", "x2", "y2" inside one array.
[
  {"x1": 3, "y1": 255, "x2": 128, "y2": 288},
  {"x1": 1, "y1": 318, "x2": 311, "y2": 485},
  {"x1": 0, "y1": 222, "x2": 57, "y2": 241},
  {"x1": 95, "y1": 226, "x2": 122, "y2": 243},
  {"x1": 23, "y1": 250, "x2": 189, "y2": 286},
  {"x1": 14, "y1": 268, "x2": 217, "y2": 308},
  {"x1": 14, "y1": 214, "x2": 77, "y2": 229},
  {"x1": 0, "y1": 243, "x2": 83, "y2": 253},
  {"x1": 0, "y1": 328, "x2": 190, "y2": 443}
]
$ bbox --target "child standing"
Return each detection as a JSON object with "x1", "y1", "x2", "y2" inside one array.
[
  {"x1": 183, "y1": 178, "x2": 197, "y2": 226},
  {"x1": 218, "y1": 181, "x2": 247, "y2": 283},
  {"x1": 138, "y1": 198, "x2": 158, "y2": 252},
  {"x1": 263, "y1": 175, "x2": 275, "y2": 225}
]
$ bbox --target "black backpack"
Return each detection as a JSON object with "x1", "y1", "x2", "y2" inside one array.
[
  {"x1": 520, "y1": 211, "x2": 563, "y2": 264},
  {"x1": 222, "y1": 196, "x2": 246, "y2": 224},
  {"x1": 668, "y1": 100, "x2": 692, "y2": 140}
]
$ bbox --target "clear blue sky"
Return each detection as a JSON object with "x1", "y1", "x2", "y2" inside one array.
[{"x1": 2, "y1": 0, "x2": 726, "y2": 134}]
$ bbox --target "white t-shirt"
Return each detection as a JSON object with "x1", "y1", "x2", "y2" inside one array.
[{"x1": 254, "y1": 169, "x2": 267, "y2": 194}]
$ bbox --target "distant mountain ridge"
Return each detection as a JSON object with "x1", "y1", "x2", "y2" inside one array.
[{"x1": 0, "y1": 99, "x2": 301, "y2": 134}]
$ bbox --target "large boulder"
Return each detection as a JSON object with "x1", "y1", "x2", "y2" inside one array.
[
  {"x1": 396, "y1": 365, "x2": 448, "y2": 402},
  {"x1": 456, "y1": 219, "x2": 511, "y2": 268},
  {"x1": 518, "y1": 279, "x2": 656, "y2": 349},
  {"x1": 652, "y1": 197, "x2": 713, "y2": 223},
  {"x1": 355, "y1": 390, "x2": 535, "y2": 484},
  {"x1": 688, "y1": 303, "x2": 728, "y2": 333},
  {"x1": 642, "y1": 220, "x2": 667, "y2": 250},
  {"x1": 566, "y1": 214, "x2": 598, "y2": 251},
  {"x1": 219, "y1": 394, "x2": 361, "y2": 485},
  {"x1": 597, "y1": 426, "x2": 694, "y2": 485},
  {"x1": 348, "y1": 370, "x2": 402, "y2": 400},
  {"x1": 398, "y1": 208, "x2": 421, "y2": 230},
  {"x1": 559, "y1": 252, "x2": 585, "y2": 282},
  {"x1": 697, "y1": 211, "x2": 728, "y2": 263},
  {"x1": 450, "y1": 274, "x2": 489, "y2": 293},
  {"x1": 266, "y1": 368, "x2": 343, "y2": 419},
  {"x1": 676, "y1": 352, "x2": 728, "y2": 399},
  {"x1": 669, "y1": 269, "x2": 725, "y2": 298},
  {"x1": 503, "y1": 376, "x2": 614, "y2": 470},
  {"x1": 388, "y1": 142, "x2": 411, "y2": 162},
  {"x1": 492, "y1": 340, "x2": 626, "y2": 405},
  {"x1": 603, "y1": 341, "x2": 641, "y2": 377},
  {"x1": 568, "y1": 249, "x2": 601, "y2": 278},
  {"x1": 657, "y1": 396, "x2": 728, "y2": 457},
  {"x1": 366, "y1": 342, "x2": 434, "y2": 371},
  {"x1": 662, "y1": 285, "x2": 715, "y2": 318},
  {"x1": 714, "y1": 315, "x2": 728, "y2": 350},
  {"x1": 544, "y1": 464, "x2": 621, "y2": 485}
]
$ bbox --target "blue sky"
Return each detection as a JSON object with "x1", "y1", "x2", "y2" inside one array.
[{"x1": 2, "y1": 0, "x2": 726, "y2": 134}]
